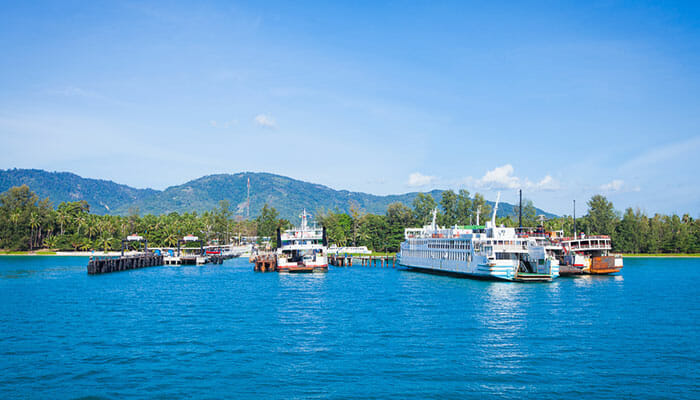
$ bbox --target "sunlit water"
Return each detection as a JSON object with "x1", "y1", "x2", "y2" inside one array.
[{"x1": 1, "y1": 256, "x2": 698, "y2": 399}]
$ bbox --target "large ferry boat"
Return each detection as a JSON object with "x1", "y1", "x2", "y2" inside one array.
[
  {"x1": 398, "y1": 195, "x2": 558, "y2": 282},
  {"x1": 558, "y1": 235, "x2": 623, "y2": 275},
  {"x1": 275, "y1": 209, "x2": 328, "y2": 273}
]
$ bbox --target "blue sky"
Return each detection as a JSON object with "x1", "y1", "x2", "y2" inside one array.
[{"x1": 1, "y1": 1, "x2": 699, "y2": 216}]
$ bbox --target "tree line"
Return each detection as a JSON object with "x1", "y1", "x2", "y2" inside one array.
[
  {"x1": 318, "y1": 193, "x2": 700, "y2": 254},
  {"x1": 0, "y1": 185, "x2": 285, "y2": 252},
  {"x1": 1, "y1": 185, "x2": 698, "y2": 253}
]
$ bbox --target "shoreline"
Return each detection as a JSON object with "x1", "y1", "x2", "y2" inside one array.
[
  {"x1": 2, "y1": 251, "x2": 699, "y2": 258},
  {"x1": 0, "y1": 251, "x2": 139, "y2": 257},
  {"x1": 622, "y1": 254, "x2": 700, "y2": 258}
]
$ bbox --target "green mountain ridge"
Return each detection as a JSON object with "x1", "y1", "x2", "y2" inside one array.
[
  {"x1": 0, "y1": 169, "x2": 557, "y2": 221},
  {"x1": 0, "y1": 169, "x2": 157, "y2": 214}
]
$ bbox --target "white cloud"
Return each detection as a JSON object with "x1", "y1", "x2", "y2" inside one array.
[
  {"x1": 254, "y1": 114, "x2": 276, "y2": 128},
  {"x1": 600, "y1": 179, "x2": 624, "y2": 192},
  {"x1": 479, "y1": 164, "x2": 520, "y2": 189},
  {"x1": 529, "y1": 175, "x2": 560, "y2": 191},
  {"x1": 407, "y1": 172, "x2": 436, "y2": 187},
  {"x1": 472, "y1": 164, "x2": 560, "y2": 192},
  {"x1": 599, "y1": 179, "x2": 641, "y2": 193}
]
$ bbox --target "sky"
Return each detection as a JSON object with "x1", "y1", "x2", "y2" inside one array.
[{"x1": 1, "y1": 1, "x2": 699, "y2": 216}]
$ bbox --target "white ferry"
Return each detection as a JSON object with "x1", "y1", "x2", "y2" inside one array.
[
  {"x1": 398, "y1": 195, "x2": 558, "y2": 282},
  {"x1": 276, "y1": 209, "x2": 328, "y2": 273}
]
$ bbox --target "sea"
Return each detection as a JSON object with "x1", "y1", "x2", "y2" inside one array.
[{"x1": 0, "y1": 256, "x2": 698, "y2": 399}]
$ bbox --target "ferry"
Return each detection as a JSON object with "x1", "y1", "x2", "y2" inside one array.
[
  {"x1": 398, "y1": 194, "x2": 558, "y2": 282},
  {"x1": 558, "y1": 235, "x2": 623, "y2": 275},
  {"x1": 276, "y1": 209, "x2": 328, "y2": 273}
]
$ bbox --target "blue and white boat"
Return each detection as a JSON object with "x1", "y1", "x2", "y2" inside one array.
[{"x1": 398, "y1": 194, "x2": 558, "y2": 282}]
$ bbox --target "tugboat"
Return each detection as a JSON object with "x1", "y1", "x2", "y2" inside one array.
[{"x1": 275, "y1": 209, "x2": 328, "y2": 273}]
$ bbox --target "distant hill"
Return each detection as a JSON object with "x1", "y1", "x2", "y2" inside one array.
[
  {"x1": 0, "y1": 169, "x2": 157, "y2": 215},
  {"x1": 0, "y1": 169, "x2": 557, "y2": 221}
]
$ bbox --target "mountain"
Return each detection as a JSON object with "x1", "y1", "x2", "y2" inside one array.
[
  {"x1": 0, "y1": 169, "x2": 157, "y2": 215},
  {"x1": 0, "y1": 169, "x2": 557, "y2": 221}
]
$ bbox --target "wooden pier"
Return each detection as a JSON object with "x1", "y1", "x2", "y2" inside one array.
[
  {"x1": 87, "y1": 254, "x2": 164, "y2": 275},
  {"x1": 328, "y1": 254, "x2": 397, "y2": 268}
]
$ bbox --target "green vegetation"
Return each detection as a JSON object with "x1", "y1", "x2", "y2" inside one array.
[
  {"x1": 622, "y1": 254, "x2": 700, "y2": 257},
  {"x1": 1, "y1": 169, "x2": 554, "y2": 221},
  {"x1": 1, "y1": 185, "x2": 697, "y2": 254},
  {"x1": 0, "y1": 185, "x2": 257, "y2": 251}
]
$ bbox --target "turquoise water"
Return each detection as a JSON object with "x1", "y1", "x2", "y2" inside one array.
[{"x1": 0, "y1": 256, "x2": 698, "y2": 399}]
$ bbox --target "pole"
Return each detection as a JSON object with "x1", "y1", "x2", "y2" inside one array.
[
  {"x1": 519, "y1": 189, "x2": 522, "y2": 229},
  {"x1": 573, "y1": 200, "x2": 576, "y2": 239}
]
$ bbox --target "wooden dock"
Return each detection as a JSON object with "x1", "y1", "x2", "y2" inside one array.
[
  {"x1": 87, "y1": 254, "x2": 164, "y2": 275},
  {"x1": 328, "y1": 254, "x2": 397, "y2": 268}
]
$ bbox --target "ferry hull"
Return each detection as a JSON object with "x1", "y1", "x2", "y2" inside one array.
[
  {"x1": 277, "y1": 264, "x2": 328, "y2": 273},
  {"x1": 398, "y1": 256, "x2": 553, "y2": 282},
  {"x1": 588, "y1": 256, "x2": 623, "y2": 274}
]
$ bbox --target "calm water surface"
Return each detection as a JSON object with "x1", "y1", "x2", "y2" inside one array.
[{"x1": 0, "y1": 256, "x2": 698, "y2": 399}]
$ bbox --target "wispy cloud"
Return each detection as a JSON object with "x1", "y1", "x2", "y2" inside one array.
[
  {"x1": 407, "y1": 172, "x2": 436, "y2": 187},
  {"x1": 600, "y1": 179, "x2": 624, "y2": 191},
  {"x1": 599, "y1": 179, "x2": 640, "y2": 193},
  {"x1": 49, "y1": 86, "x2": 106, "y2": 100},
  {"x1": 471, "y1": 164, "x2": 560, "y2": 191},
  {"x1": 209, "y1": 119, "x2": 238, "y2": 128},
  {"x1": 622, "y1": 136, "x2": 700, "y2": 171},
  {"x1": 254, "y1": 114, "x2": 276, "y2": 128}
]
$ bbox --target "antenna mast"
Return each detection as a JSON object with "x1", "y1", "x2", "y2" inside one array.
[{"x1": 491, "y1": 192, "x2": 500, "y2": 227}]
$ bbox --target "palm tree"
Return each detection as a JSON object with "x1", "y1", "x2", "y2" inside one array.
[
  {"x1": 79, "y1": 238, "x2": 92, "y2": 252},
  {"x1": 164, "y1": 230, "x2": 178, "y2": 248},
  {"x1": 43, "y1": 236, "x2": 59, "y2": 250},
  {"x1": 57, "y1": 208, "x2": 68, "y2": 235},
  {"x1": 29, "y1": 212, "x2": 39, "y2": 250},
  {"x1": 75, "y1": 215, "x2": 85, "y2": 236},
  {"x1": 86, "y1": 216, "x2": 99, "y2": 239},
  {"x1": 96, "y1": 235, "x2": 112, "y2": 253}
]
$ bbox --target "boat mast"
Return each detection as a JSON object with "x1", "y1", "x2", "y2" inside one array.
[
  {"x1": 301, "y1": 209, "x2": 308, "y2": 232},
  {"x1": 430, "y1": 208, "x2": 438, "y2": 231},
  {"x1": 491, "y1": 192, "x2": 500, "y2": 227}
]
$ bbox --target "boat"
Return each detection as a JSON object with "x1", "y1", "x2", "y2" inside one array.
[
  {"x1": 275, "y1": 209, "x2": 328, "y2": 273},
  {"x1": 558, "y1": 235, "x2": 623, "y2": 275},
  {"x1": 398, "y1": 194, "x2": 558, "y2": 282}
]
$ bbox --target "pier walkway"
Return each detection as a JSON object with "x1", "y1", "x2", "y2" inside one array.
[{"x1": 329, "y1": 254, "x2": 397, "y2": 268}]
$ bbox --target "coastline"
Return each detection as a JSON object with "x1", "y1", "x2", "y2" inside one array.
[
  {"x1": 622, "y1": 254, "x2": 700, "y2": 258},
  {"x1": 0, "y1": 251, "x2": 137, "y2": 256}
]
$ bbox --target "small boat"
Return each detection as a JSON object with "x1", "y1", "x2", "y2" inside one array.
[{"x1": 559, "y1": 235, "x2": 623, "y2": 275}]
